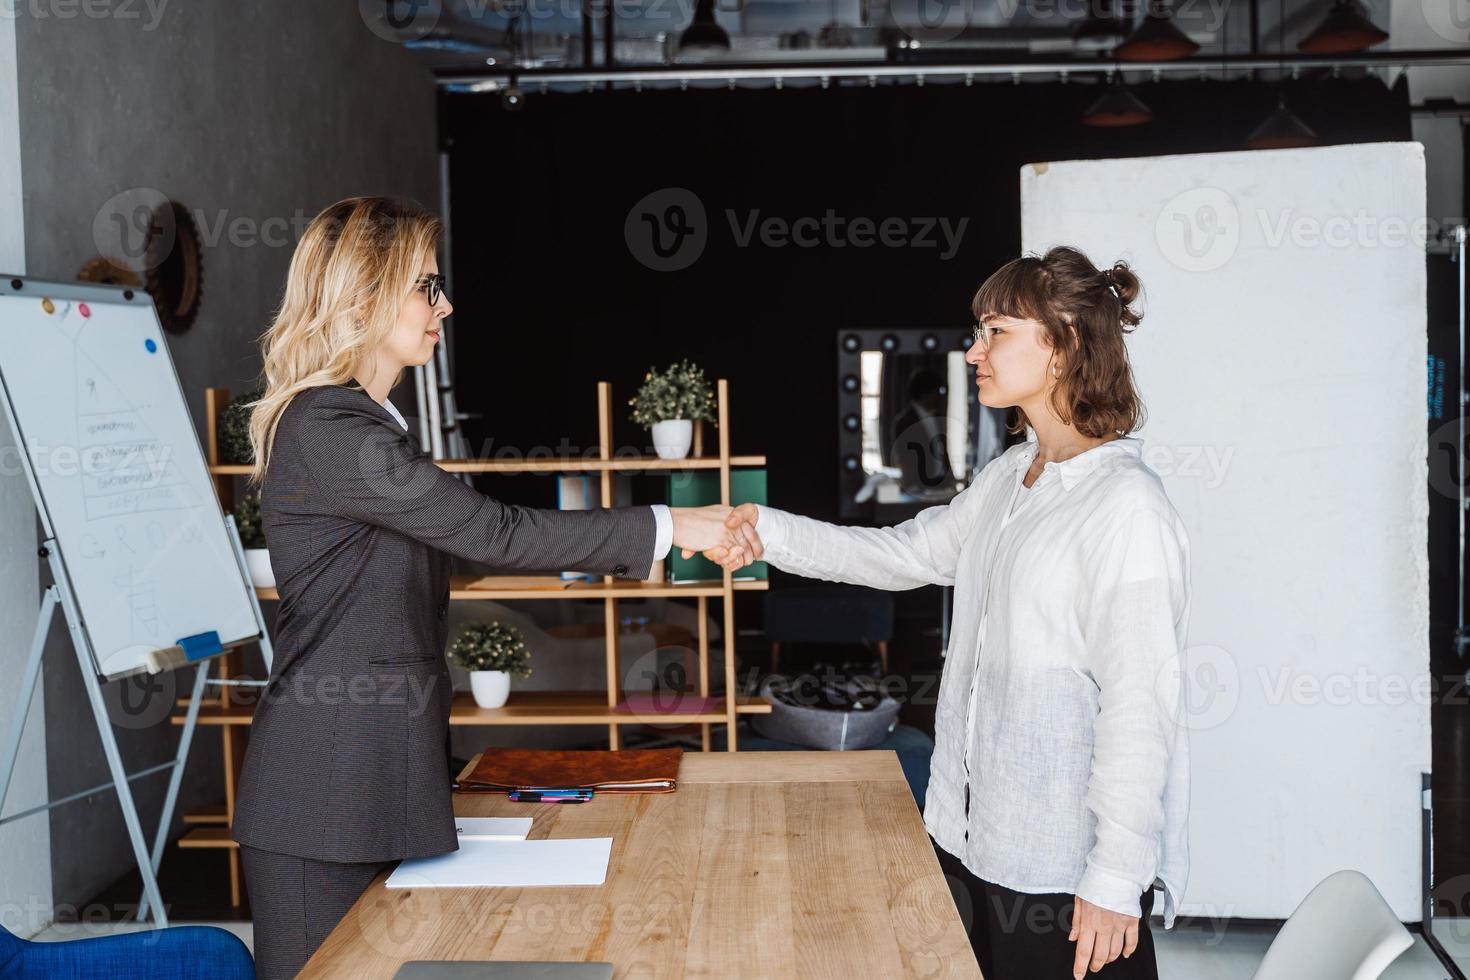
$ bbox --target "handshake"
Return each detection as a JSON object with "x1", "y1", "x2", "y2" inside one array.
[{"x1": 670, "y1": 503, "x2": 764, "y2": 573}]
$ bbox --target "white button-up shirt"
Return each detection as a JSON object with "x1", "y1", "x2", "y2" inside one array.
[{"x1": 753, "y1": 436, "x2": 1191, "y2": 926}]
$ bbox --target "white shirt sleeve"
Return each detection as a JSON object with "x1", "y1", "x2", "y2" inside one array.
[
  {"x1": 1074, "y1": 506, "x2": 1192, "y2": 919},
  {"x1": 649, "y1": 504, "x2": 673, "y2": 562},
  {"x1": 751, "y1": 483, "x2": 980, "y2": 590}
]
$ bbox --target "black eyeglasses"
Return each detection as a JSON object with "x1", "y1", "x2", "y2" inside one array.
[{"x1": 414, "y1": 273, "x2": 446, "y2": 306}]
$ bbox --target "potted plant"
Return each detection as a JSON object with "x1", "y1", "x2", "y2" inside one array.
[
  {"x1": 217, "y1": 388, "x2": 262, "y2": 465},
  {"x1": 448, "y1": 622, "x2": 533, "y2": 709},
  {"x1": 628, "y1": 359, "x2": 717, "y2": 460},
  {"x1": 232, "y1": 490, "x2": 273, "y2": 588}
]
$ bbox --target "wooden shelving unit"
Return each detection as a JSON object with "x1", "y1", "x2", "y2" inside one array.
[
  {"x1": 175, "y1": 381, "x2": 768, "y2": 903},
  {"x1": 248, "y1": 576, "x2": 770, "y2": 602},
  {"x1": 175, "y1": 691, "x2": 773, "y2": 729}
]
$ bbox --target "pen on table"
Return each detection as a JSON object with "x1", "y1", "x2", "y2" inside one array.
[
  {"x1": 514, "y1": 789, "x2": 588, "y2": 796},
  {"x1": 508, "y1": 789, "x2": 594, "y2": 804}
]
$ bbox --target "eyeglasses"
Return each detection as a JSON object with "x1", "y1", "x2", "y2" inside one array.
[
  {"x1": 970, "y1": 321, "x2": 996, "y2": 351},
  {"x1": 414, "y1": 273, "x2": 446, "y2": 306}
]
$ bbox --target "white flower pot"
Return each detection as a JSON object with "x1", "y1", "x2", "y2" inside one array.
[
  {"x1": 652, "y1": 419, "x2": 693, "y2": 460},
  {"x1": 245, "y1": 548, "x2": 275, "y2": 588},
  {"x1": 469, "y1": 670, "x2": 512, "y2": 709}
]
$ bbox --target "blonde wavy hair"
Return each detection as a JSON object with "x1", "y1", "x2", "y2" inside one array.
[{"x1": 246, "y1": 196, "x2": 443, "y2": 486}]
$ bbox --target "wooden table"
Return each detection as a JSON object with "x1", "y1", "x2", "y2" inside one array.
[{"x1": 299, "y1": 751, "x2": 981, "y2": 979}]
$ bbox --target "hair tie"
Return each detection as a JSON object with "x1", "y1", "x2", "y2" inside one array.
[{"x1": 1102, "y1": 269, "x2": 1119, "y2": 296}]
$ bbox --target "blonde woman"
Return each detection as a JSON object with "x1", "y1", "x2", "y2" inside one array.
[
  {"x1": 730, "y1": 247, "x2": 1190, "y2": 979},
  {"x1": 232, "y1": 197, "x2": 753, "y2": 978}
]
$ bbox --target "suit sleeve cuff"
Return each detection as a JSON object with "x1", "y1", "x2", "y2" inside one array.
[
  {"x1": 1075, "y1": 863, "x2": 1146, "y2": 920},
  {"x1": 650, "y1": 504, "x2": 673, "y2": 563}
]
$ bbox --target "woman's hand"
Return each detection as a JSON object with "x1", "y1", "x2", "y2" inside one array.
[
  {"x1": 724, "y1": 503, "x2": 763, "y2": 562},
  {"x1": 671, "y1": 505, "x2": 752, "y2": 572},
  {"x1": 1069, "y1": 896, "x2": 1140, "y2": 977}
]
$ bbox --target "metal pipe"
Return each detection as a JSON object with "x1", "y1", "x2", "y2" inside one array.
[
  {"x1": 1458, "y1": 224, "x2": 1467, "y2": 662},
  {"x1": 0, "y1": 760, "x2": 178, "y2": 828},
  {"x1": 582, "y1": 0, "x2": 593, "y2": 69},
  {"x1": 603, "y1": 0, "x2": 615, "y2": 89},
  {"x1": 0, "y1": 587, "x2": 58, "y2": 823},
  {"x1": 136, "y1": 661, "x2": 211, "y2": 922},
  {"x1": 1412, "y1": 100, "x2": 1470, "y2": 118},
  {"x1": 434, "y1": 148, "x2": 469, "y2": 464},
  {"x1": 437, "y1": 47, "x2": 1470, "y2": 88}
]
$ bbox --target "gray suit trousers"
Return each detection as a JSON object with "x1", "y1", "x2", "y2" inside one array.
[{"x1": 241, "y1": 843, "x2": 390, "y2": 979}]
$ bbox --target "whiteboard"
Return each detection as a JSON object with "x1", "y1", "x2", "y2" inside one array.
[
  {"x1": 1021, "y1": 143, "x2": 1429, "y2": 921},
  {"x1": 0, "y1": 278, "x2": 260, "y2": 680}
]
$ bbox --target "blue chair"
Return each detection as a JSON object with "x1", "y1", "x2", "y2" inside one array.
[{"x1": 0, "y1": 921, "x2": 253, "y2": 979}]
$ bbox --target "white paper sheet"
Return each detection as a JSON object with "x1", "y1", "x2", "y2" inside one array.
[
  {"x1": 453, "y1": 817, "x2": 533, "y2": 841},
  {"x1": 386, "y1": 837, "x2": 614, "y2": 889}
]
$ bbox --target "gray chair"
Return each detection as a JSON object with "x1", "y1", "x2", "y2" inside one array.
[{"x1": 1251, "y1": 870, "x2": 1414, "y2": 980}]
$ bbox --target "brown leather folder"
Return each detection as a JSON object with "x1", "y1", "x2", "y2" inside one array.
[{"x1": 457, "y1": 747, "x2": 683, "y2": 794}]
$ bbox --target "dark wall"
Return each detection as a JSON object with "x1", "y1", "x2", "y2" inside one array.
[
  {"x1": 16, "y1": 2, "x2": 438, "y2": 909},
  {"x1": 443, "y1": 75, "x2": 1412, "y2": 530}
]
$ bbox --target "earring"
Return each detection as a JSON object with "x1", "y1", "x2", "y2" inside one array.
[{"x1": 1052, "y1": 362, "x2": 1061, "y2": 378}]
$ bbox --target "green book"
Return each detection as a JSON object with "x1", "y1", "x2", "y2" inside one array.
[{"x1": 667, "y1": 469, "x2": 768, "y2": 583}]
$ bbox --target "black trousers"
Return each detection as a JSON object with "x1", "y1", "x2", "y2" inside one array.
[
  {"x1": 241, "y1": 844, "x2": 392, "y2": 980},
  {"x1": 932, "y1": 839, "x2": 1159, "y2": 980}
]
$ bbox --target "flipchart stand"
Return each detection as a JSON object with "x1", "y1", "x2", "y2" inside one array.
[{"x1": 0, "y1": 514, "x2": 274, "y2": 928}]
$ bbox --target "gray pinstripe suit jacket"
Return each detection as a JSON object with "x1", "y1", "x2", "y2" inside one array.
[{"x1": 231, "y1": 383, "x2": 656, "y2": 863}]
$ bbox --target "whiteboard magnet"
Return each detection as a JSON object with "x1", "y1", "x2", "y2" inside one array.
[
  {"x1": 41, "y1": 298, "x2": 54, "y2": 314},
  {"x1": 79, "y1": 303, "x2": 91, "y2": 318}
]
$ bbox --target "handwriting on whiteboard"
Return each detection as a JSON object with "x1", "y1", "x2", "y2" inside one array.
[{"x1": 78, "y1": 410, "x2": 194, "y2": 519}]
